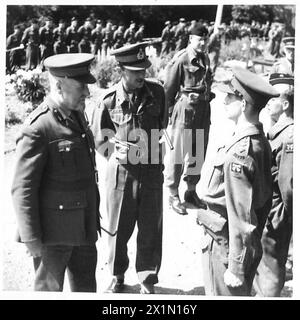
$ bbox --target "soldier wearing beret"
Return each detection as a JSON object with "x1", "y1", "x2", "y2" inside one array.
[
  {"x1": 164, "y1": 24, "x2": 213, "y2": 215},
  {"x1": 11, "y1": 53, "x2": 100, "y2": 292},
  {"x1": 270, "y1": 37, "x2": 294, "y2": 76},
  {"x1": 197, "y1": 66, "x2": 279, "y2": 296},
  {"x1": 254, "y1": 74, "x2": 294, "y2": 297},
  {"x1": 6, "y1": 24, "x2": 23, "y2": 73},
  {"x1": 39, "y1": 17, "x2": 54, "y2": 67},
  {"x1": 175, "y1": 18, "x2": 189, "y2": 52},
  {"x1": 101, "y1": 20, "x2": 114, "y2": 58},
  {"x1": 21, "y1": 18, "x2": 40, "y2": 70},
  {"x1": 53, "y1": 19, "x2": 68, "y2": 55},
  {"x1": 113, "y1": 23, "x2": 125, "y2": 50},
  {"x1": 90, "y1": 42, "x2": 167, "y2": 294},
  {"x1": 124, "y1": 21, "x2": 137, "y2": 45},
  {"x1": 66, "y1": 17, "x2": 80, "y2": 53},
  {"x1": 160, "y1": 20, "x2": 172, "y2": 57},
  {"x1": 91, "y1": 19, "x2": 103, "y2": 58}
]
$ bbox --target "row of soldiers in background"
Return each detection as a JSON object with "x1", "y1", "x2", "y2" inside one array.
[{"x1": 6, "y1": 17, "x2": 146, "y2": 73}]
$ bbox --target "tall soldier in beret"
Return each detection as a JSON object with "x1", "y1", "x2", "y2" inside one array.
[
  {"x1": 66, "y1": 17, "x2": 80, "y2": 53},
  {"x1": 197, "y1": 67, "x2": 279, "y2": 296},
  {"x1": 6, "y1": 24, "x2": 23, "y2": 73},
  {"x1": 21, "y1": 18, "x2": 40, "y2": 70},
  {"x1": 160, "y1": 21, "x2": 172, "y2": 57},
  {"x1": 254, "y1": 74, "x2": 294, "y2": 297},
  {"x1": 270, "y1": 37, "x2": 294, "y2": 76},
  {"x1": 11, "y1": 53, "x2": 100, "y2": 292},
  {"x1": 164, "y1": 24, "x2": 213, "y2": 215},
  {"x1": 53, "y1": 19, "x2": 68, "y2": 55},
  {"x1": 39, "y1": 17, "x2": 54, "y2": 68},
  {"x1": 91, "y1": 42, "x2": 167, "y2": 294}
]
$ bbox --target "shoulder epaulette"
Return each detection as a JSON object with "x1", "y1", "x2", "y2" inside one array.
[
  {"x1": 24, "y1": 104, "x2": 49, "y2": 126},
  {"x1": 102, "y1": 84, "x2": 118, "y2": 100},
  {"x1": 145, "y1": 78, "x2": 163, "y2": 87}
]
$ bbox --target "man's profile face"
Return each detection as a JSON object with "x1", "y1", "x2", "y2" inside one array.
[
  {"x1": 190, "y1": 34, "x2": 208, "y2": 53},
  {"x1": 284, "y1": 47, "x2": 294, "y2": 63},
  {"x1": 122, "y1": 68, "x2": 146, "y2": 91},
  {"x1": 60, "y1": 78, "x2": 90, "y2": 112},
  {"x1": 223, "y1": 93, "x2": 242, "y2": 122}
]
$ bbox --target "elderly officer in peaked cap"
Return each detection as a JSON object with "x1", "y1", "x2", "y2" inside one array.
[
  {"x1": 11, "y1": 53, "x2": 100, "y2": 292},
  {"x1": 254, "y1": 73, "x2": 294, "y2": 297},
  {"x1": 196, "y1": 66, "x2": 279, "y2": 296},
  {"x1": 271, "y1": 37, "x2": 294, "y2": 75},
  {"x1": 164, "y1": 23, "x2": 214, "y2": 215},
  {"x1": 90, "y1": 42, "x2": 167, "y2": 294}
]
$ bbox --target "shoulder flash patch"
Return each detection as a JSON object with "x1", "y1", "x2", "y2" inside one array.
[
  {"x1": 24, "y1": 104, "x2": 49, "y2": 125},
  {"x1": 231, "y1": 162, "x2": 243, "y2": 174},
  {"x1": 234, "y1": 136, "x2": 250, "y2": 159},
  {"x1": 285, "y1": 142, "x2": 293, "y2": 153}
]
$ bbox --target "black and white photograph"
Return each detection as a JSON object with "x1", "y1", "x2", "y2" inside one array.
[{"x1": 1, "y1": 0, "x2": 298, "y2": 302}]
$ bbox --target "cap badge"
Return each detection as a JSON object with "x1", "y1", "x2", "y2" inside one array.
[{"x1": 137, "y1": 48, "x2": 145, "y2": 60}]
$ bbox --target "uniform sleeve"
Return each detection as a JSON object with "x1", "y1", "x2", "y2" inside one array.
[
  {"x1": 223, "y1": 156, "x2": 256, "y2": 277},
  {"x1": 21, "y1": 29, "x2": 28, "y2": 45},
  {"x1": 163, "y1": 58, "x2": 182, "y2": 114},
  {"x1": 278, "y1": 139, "x2": 293, "y2": 214},
  {"x1": 11, "y1": 126, "x2": 48, "y2": 242},
  {"x1": 89, "y1": 101, "x2": 115, "y2": 158}
]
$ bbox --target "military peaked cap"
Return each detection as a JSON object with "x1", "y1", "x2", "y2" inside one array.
[
  {"x1": 110, "y1": 42, "x2": 151, "y2": 70},
  {"x1": 269, "y1": 73, "x2": 294, "y2": 86},
  {"x1": 44, "y1": 53, "x2": 96, "y2": 84}
]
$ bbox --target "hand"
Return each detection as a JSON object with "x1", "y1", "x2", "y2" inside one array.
[
  {"x1": 25, "y1": 239, "x2": 43, "y2": 258},
  {"x1": 224, "y1": 269, "x2": 244, "y2": 288},
  {"x1": 19, "y1": 43, "x2": 25, "y2": 49}
]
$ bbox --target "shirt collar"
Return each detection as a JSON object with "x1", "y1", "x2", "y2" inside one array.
[{"x1": 268, "y1": 117, "x2": 294, "y2": 140}]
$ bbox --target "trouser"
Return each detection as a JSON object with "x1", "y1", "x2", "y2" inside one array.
[
  {"x1": 164, "y1": 124, "x2": 210, "y2": 193},
  {"x1": 201, "y1": 230, "x2": 261, "y2": 296},
  {"x1": 25, "y1": 45, "x2": 40, "y2": 70},
  {"x1": 106, "y1": 159, "x2": 163, "y2": 285},
  {"x1": 40, "y1": 45, "x2": 53, "y2": 67},
  {"x1": 54, "y1": 42, "x2": 68, "y2": 55},
  {"x1": 253, "y1": 206, "x2": 292, "y2": 297},
  {"x1": 33, "y1": 244, "x2": 97, "y2": 292},
  {"x1": 161, "y1": 41, "x2": 170, "y2": 56}
]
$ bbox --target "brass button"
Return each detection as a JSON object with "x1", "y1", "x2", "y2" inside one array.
[
  {"x1": 59, "y1": 205, "x2": 63, "y2": 210},
  {"x1": 82, "y1": 134, "x2": 86, "y2": 138},
  {"x1": 77, "y1": 202, "x2": 81, "y2": 206}
]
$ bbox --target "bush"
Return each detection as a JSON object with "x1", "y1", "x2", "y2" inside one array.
[
  {"x1": 92, "y1": 57, "x2": 121, "y2": 88},
  {"x1": 11, "y1": 68, "x2": 48, "y2": 104}
]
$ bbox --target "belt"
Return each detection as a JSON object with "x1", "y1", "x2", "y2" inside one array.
[{"x1": 181, "y1": 91, "x2": 208, "y2": 102}]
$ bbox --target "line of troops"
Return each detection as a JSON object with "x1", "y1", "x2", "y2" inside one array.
[
  {"x1": 6, "y1": 17, "x2": 146, "y2": 73},
  {"x1": 11, "y1": 20, "x2": 294, "y2": 297}
]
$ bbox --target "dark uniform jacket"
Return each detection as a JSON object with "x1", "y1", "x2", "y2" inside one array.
[
  {"x1": 7, "y1": 32, "x2": 22, "y2": 50},
  {"x1": 39, "y1": 26, "x2": 54, "y2": 47},
  {"x1": 200, "y1": 123, "x2": 273, "y2": 277},
  {"x1": 11, "y1": 98, "x2": 100, "y2": 246},
  {"x1": 21, "y1": 26, "x2": 40, "y2": 47},
  {"x1": 267, "y1": 117, "x2": 293, "y2": 229},
  {"x1": 164, "y1": 47, "x2": 212, "y2": 128},
  {"x1": 113, "y1": 29, "x2": 125, "y2": 49},
  {"x1": 66, "y1": 26, "x2": 80, "y2": 52}
]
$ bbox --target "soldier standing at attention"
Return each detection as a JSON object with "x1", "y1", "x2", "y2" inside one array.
[
  {"x1": 124, "y1": 21, "x2": 137, "y2": 45},
  {"x1": 39, "y1": 17, "x2": 54, "y2": 68},
  {"x1": 6, "y1": 24, "x2": 23, "y2": 73},
  {"x1": 160, "y1": 20, "x2": 172, "y2": 57},
  {"x1": 11, "y1": 53, "x2": 100, "y2": 292},
  {"x1": 53, "y1": 19, "x2": 68, "y2": 55},
  {"x1": 197, "y1": 67, "x2": 279, "y2": 296},
  {"x1": 175, "y1": 18, "x2": 188, "y2": 52},
  {"x1": 91, "y1": 19, "x2": 103, "y2": 58},
  {"x1": 207, "y1": 25, "x2": 225, "y2": 79},
  {"x1": 270, "y1": 37, "x2": 294, "y2": 76},
  {"x1": 164, "y1": 24, "x2": 214, "y2": 215},
  {"x1": 90, "y1": 42, "x2": 167, "y2": 294},
  {"x1": 66, "y1": 17, "x2": 80, "y2": 53},
  {"x1": 254, "y1": 73, "x2": 294, "y2": 297},
  {"x1": 101, "y1": 20, "x2": 114, "y2": 58},
  {"x1": 78, "y1": 18, "x2": 93, "y2": 54},
  {"x1": 134, "y1": 24, "x2": 145, "y2": 43},
  {"x1": 21, "y1": 18, "x2": 40, "y2": 70},
  {"x1": 113, "y1": 23, "x2": 125, "y2": 49}
]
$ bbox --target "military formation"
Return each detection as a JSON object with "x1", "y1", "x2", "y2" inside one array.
[{"x1": 10, "y1": 13, "x2": 294, "y2": 297}]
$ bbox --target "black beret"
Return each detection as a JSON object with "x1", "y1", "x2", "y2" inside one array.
[{"x1": 190, "y1": 25, "x2": 209, "y2": 37}]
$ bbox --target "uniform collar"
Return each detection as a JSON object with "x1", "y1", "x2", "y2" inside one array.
[
  {"x1": 268, "y1": 117, "x2": 294, "y2": 140},
  {"x1": 226, "y1": 122, "x2": 264, "y2": 152}
]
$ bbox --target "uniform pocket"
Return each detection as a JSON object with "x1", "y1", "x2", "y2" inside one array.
[{"x1": 40, "y1": 190, "x2": 87, "y2": 244}]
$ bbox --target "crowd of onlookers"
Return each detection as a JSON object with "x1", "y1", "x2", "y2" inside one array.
[{"x1": 6, "y1": 15, "x2": 291, "y2": 74}]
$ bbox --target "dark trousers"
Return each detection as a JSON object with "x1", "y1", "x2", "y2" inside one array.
[
  {"x1": 25, "y1": 44, "x2": 40, "y2": 70},
  {"x1": 33, "y1": 244, "x2": 97, "y2": 292},
  {"x1": 253, "y1": 206, "x2": 292, "y2": 296},
  {"x1": 106, "y1": 160, "x2": 163, "y2": 284}
]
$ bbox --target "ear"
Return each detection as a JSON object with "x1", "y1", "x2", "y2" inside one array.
[
  {"x1": 56, "y1": 79, "x2": 63, "y2": 93},
  {"x1": 282, "y1": 99, "x2": 289, "y2": 111}
]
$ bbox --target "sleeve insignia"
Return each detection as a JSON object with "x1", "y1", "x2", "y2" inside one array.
[
  {"x1": 231, "y1": 162, "x2": 242, "y2": 174},
  {"x1": 285, "y1": 143, "x2": 293, "y2": 153}
]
